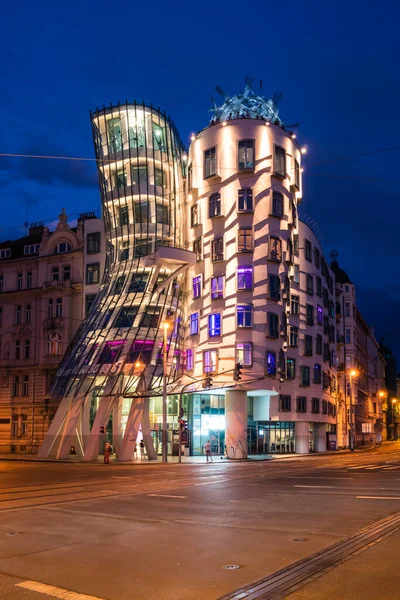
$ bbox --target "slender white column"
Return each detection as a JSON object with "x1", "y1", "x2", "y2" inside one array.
[
  {"x1": 314, "y1": 423, "x2": 327, "y2": 452},
  {"x1": 295, "y1": 421, "x2": 310, "y2": 454},
  {"x1": 225, "y1": 390, "x2": 248, "y2": 459}
]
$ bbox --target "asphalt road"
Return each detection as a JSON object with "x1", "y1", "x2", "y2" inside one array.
[{"x1": 0, "y1": 445, "x2": 400, "y2": 600}]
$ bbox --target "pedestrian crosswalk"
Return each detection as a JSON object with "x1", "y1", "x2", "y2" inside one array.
[{"x1": 343, "y1": 463, "x2": 400, "y2": 472}]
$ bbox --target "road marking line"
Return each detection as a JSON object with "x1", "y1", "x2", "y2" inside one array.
[
  {"x1": 363, "y1": 466, "x2": 384, "y2": 470},
  {"x1": 16, "y1": 580, "x2": 105, "y2": 599},
  {"x1": 294, "y1": 485, "x2": 335, "y2": 489},
  {"x1": 348, "y1": 465, "x2": 372, "y2": 469},
  {"x1": 193, "y1": 479, "x2": 228, "y2": 486},
  {"x1": 147, "y1": 494, "x2": 187, "y2": 498},
  {"x1": 109, "y1": 476, "x2": 132, "y2": 479},
  {"x1": 382, "y1": 466, "x2": 400, "y2": 470},
  {"x1": 287, "y1": 477, "x2": 354, "y2": 480},
  {"x1": 356, "y1": 496, "x2": 400, "y2": 500}
]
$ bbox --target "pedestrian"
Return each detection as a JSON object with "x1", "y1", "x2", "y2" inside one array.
[
  {"x1": 205, "y1": 440, "x2": 213, "y2": 462},
  {"x1": 104, "y1": 441, "x2": 112, "y2": 464},
  {"x1": 139, "y1": 439, "x2": 145, "y2": 459}
]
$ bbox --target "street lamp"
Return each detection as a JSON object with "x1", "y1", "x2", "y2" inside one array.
[
  {"x1": 391, "y1": 399, "x2": 397, "y2": 441},
  {"x1": 348, "y1": 369, "x2": 359, "y2": 451},
  {"x1": 162, "y1": 321, "x2": 170, "y2": 463}
]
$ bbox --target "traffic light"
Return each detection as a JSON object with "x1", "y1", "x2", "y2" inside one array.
[
  {"x1": 202, "y1": 376, "x2": 213, "y2": 389},
  {"x1": 233, "y1": 362, "x2": 242, "y2": 381},
  {"x1": 100, "y1": 426, "x2": 105, "y2": 434},
  {"x1": 179, "y1": 419, "x2": 187, "y2": 432}
]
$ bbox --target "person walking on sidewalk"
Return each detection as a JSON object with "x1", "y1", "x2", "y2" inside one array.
[
  {"x1": 104, "y1": 441, "x2": 112, "y2": 464},
  {"x1": 139, "y1": 439, "x2": 145, "y2": 459},
  {"x1": 205, "y1": 440, "x2": 213, "y2": 462}
]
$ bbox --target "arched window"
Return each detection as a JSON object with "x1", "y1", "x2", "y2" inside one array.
[
  {"x1": 54, "y1": 242, "x2": 72, "y2": 254},
  {"x1": 47, "y1": 332, "x2": 61, "y2": 355}
]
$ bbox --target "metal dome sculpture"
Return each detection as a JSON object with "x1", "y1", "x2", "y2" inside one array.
[{"x1": 210, "y1": 77, "x2": 283, "y2": 125}]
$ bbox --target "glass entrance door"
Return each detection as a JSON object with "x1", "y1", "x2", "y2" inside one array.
[{"x1": 249, "y1": 421, "x2": 295, "y2": 454}]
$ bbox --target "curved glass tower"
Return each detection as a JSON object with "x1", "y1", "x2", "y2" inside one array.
[{"x1": 39, "y1": 102, "x2": 194, "y2": 460}]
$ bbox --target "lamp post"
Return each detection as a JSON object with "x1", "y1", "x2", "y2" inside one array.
[
  {"x1": 391, "y1": 399, "x2": 397, "y2": 441},
  {"x1": 162, "y1": 321, "x2": 170, "y2": 463},
  {"x1": 349, "y1": 369, "x2": 359, "y2": 451}
]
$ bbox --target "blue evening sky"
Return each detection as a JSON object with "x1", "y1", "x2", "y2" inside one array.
[{"x1": 0, "y1": 0, "x2": 399, "y2": 357}]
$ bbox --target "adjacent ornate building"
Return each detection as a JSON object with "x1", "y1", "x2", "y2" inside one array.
[{"x1": 0, "y1": 211, "x2": 105, "y2": 452}]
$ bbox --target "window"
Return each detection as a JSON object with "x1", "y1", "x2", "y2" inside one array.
[
  {"x1": 47, "y1": 332, "x2": 61, "y2": 355},
  {"x1": 114, "y1": 306, "x2": 138, "y2": 328},
  {"x1": 16, "y1": 305, "x2": 22, "y2": 324},
  {"x1": 323, "y1": 343, "x2": 330, "y2": 362},
  {"x1": 115, "y1": 169, "x2": 127, "y2": 188},
  {"x1": 140, "y1": 308, "x2": 161, "y2": 328},
  {"x1": 306, "y1": 304, "x2": 314, "y2": 326},
  {"x1": 63, "y1": 265, "x2": 70, "y2": 282},
  {"x1": 156, "y1": 203, "x2": 169, "y2": 225},
  {"x1": 25, "y1": 271, "x2": 32, "y2": 289},
  {"x1": 134, "y1": 203, "x2": 150, "y2": 225},
  {"x1": 287, "y1": 357, "x2": 296, "y2": 379},
  {"x1": 0, "y1": 307, "x2": 2, "y2": 326},
  {"x1": 280, "y1": 395, "x2": 291, "y2": 411},
  {"x1": 0, "y1": 248, "x2": 11, "y2": 259},
  {"x1": 11, "y1": 414, "x2": 18, "y2": 436},
  {"x1": 317, "y1": 305, "x2": 323, "y2": 326},
  {"x1": 295, "y1": 159, "x2": 300, "y2": 189},
  {"x1": 24, "y1": 244, "x2": 40, "y2": 255},
  {"x1": 300, "y1": 366, "x2": 310, "y2": 386},
  {"x1": 55, "y1": 298, "x2": 62, "y2": 317},
  {"x1": 131, "y1": 166, "x2": 148, "y2": 189},
  {"x1": 322, "y1": 400, "x2": 328, "y2": 415},
  {"x1": 204, "y1": 349, "x2": 218, "y2": 374},
  {"x1": 238, "y1": 188, "x2": 253, "y2": 211},
  {"x1": 191, "y1": 204, "x2": 199, "y2": 227},
  {"x1": 107, "y1": 117, "x2": 122, "y2": 152},
  {"x1": 266, "y1": 351, "x2": 276, "y2": 376},
  {"x1": 293, "y1": 234, "x2": 299, "y2": 254},
  {"x1": 211, "y1": 276, "x2": 224, "y2": 300},
  {"x1": 86, "y1": 263, "x2": 100, "y2": 285},
  {"x1": 52, "y1": 267, "x2": 59, "y2": 282},
  {"x1": 190, "y1": 313, "x2": 199, "y2": 335},
  {"x1": 186, "y1": 348, "x2": 194, "y2": 371},
  {"x1": 204, "y1": 147, "x2": 216, "y2": 178},
  {"x1": 209, "y1": 193, "x2": 221, "y2": 218},
  {"x1": 269, "y1": 275, "x2": 280, "y2": 300},
  {"x1": 311, "y1": 398, "x2": 320, "y2": 414},
  {"x1": 237, "y1": 266, "x2": 253, "y2": 290},
  {"x1": 15, "y1": 340, "x2": 21, "y2": 359},
  {"x1": 237, "y1": 305, "x2": 252, "y2": 328},
  {"x1": 345, "y1": 328, "x2": 351, "y2": 344},
  {"x1": 290, "y1": 326, "x2": 298, "y2": 347},
  {"x1": 297, "y1": 396, "x2": 307, "y2": 412},
  {"x1": 114, "y1": 275, "x2": 126, "y2": 294},
  {"x1": 238, "y1": 140, "x2": 254, "y2": 170},
  {"x1": 211, "y1": 238, "x2": 224, "y2": 262},
  {"x1": 129, "y1": 273, "x2": 148, "y2": 293},
  {"x1": 17, "y1": 273, "x2": 23, "y2": 290},
  {"x1": 119, "y1": 206, "x2": 129, "y2": 227},
  {"x1": 13, "y1": 376, "x2": 19, "y2": 396},
  {"x1": 269, "y1": 237, "x2": 282, "y2": 261},
  {"x1": 271, "y1": 192, "x2": 284, "y2": 217},
  {"x1": 0, "y1": 275, "x2": 3, "y2": 292},
  {"x1": 238, "y1": 228, "x2": 253, "y2": 252},
  {"x1": 25, "y1": 304, "x2": 31, "y2": 324},
  {"x1": 208, "y1": 313, "x2": 221, "y2": 337},
  {"x1": 316, "y1": 277, "x2": 322, "y2": 297},
  {"x1": 193, "y1": 276, "x2": 201, "y2": 299},
  {"x1": 274, "y1": 146, "x2": 286, "y2": 176},
  {"x1": 316, "y1": 334, "x2": 323, "y2": 355},
  {"x1": 55, "y1": 242, "x2": 71, "y2": 254},
  {"x1": 306, "y1": 274, "x2": 314, "y2": 295},
  {"x1": 305, "y1": 240, "x2": 312, "y2": 261},
  {"x1": 313, "y1": 363, "x2": 322, "y2": 384},
  {"x1": 47, "y1": 299, "x2": 53, "y2": 317},
  {"x1": 24, "y1": 339, "x2": 30, "y2": 359},
  {"x1": 23, "y1": 375, "x2": 29, "y2": 396},
  {"x1": 304, "y1": 335, "x2": 313, "y2": 356},
  {"x1": 154, "y1": 168, "x2": 165, "y2": 187},
  {"x1": 314, "y1": 248, "x2": 320, "y2": 269},
  {"x1": 193, "y1": 238, "x2": 202, "y2": 261},
  {"x1": 85, "y1": 294, "x2": 96, "y2": 315},
  {"x1": 267, "y1": 312, "x2": 279, "y2": 338},
  {"x1": 187, "y1": 164, "x2": 192, "y2": 190},
  {"x1": 152, "y1": 121, "x2": 166, "y2": 151},
  {"x1": 291, "y1": 295, "x2": 299, "y2": 315},
  {"x1": 293, "y1": 265, "x2": 300, "y2": 284},
  {"x1": 237, "y1": 343, "x2": 253, "y2": 366},
  {"x1": 344, "y1": 302, "x2": 350, "y2": 317},
  {"x1": 120, "y1": 241, "x2": 131, "y2": 260},
  {"x1": 21, "y1": 414, "x2": 28, "y2": 436}
]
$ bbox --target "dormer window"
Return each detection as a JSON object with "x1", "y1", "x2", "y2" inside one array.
[
  {"x1": 0, "y1": 248, "x2": 11, "y2": 259},
  {"x1": 24, "y1": 244, "x2": 40, "y2": 255},
  {"x1": 54, "y1": 242, "x2": 71, "y2": 254}
]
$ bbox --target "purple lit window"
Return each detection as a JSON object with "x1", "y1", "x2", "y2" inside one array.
[
  {"x1": 204, "y1": 350, "x2": 218, "y2": 374},
  {"x1": 236, "y1": 343, "x2": 252, "y2": 366},
  {"x1": 208, "y1": 313, "x2": 221, "y2": 337},
  {"x1": 186, "y1": 348, "x2": 194, "y2": 371},
  {"x1": 237, "y1": 266, "x2": 252, "y2": 290},
  {"x1": 266, "y1": 351, "x2": 276, "y2": 376},
  {"x1": 193, "y1": 276, "x2": 201, "y2": 299},
  {"x1": 237, "y1": 305, "x2": 252, "y2": 327},
  {"x1": 99, "y1": 340, "x2": 125, "y2": 364},
  {"x1": 128, "y1": 340, "x2": 154, "y2": 364},
  {"x1": 190, "y1": 313, "x2": 199, "y2": 335},
  {"x1": 211, "y1": 276, "x2": 223, "y2": 299},
  {"x1": 317, "y1": 305, "x2": 323, "y2": 326}
]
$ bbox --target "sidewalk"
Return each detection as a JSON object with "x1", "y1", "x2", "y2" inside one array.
[{"x1": 0, "y1": 443, "x2": 390, "y2": 465}]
